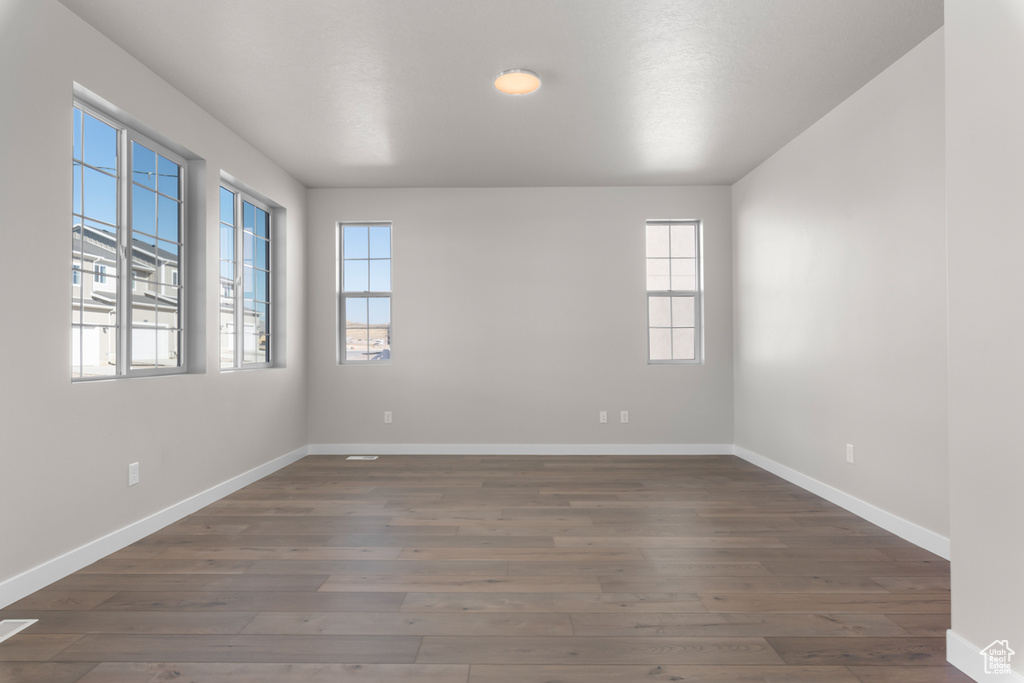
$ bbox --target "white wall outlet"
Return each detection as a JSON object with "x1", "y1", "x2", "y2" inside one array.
[
  {"x1": 846, "y1": 444, "x2": 854, "y2": 463},
  {"x1": 620, "y1": 410, "x2": 629, "y2": 423},
  {"x1": 384, "y1": 411, "x2": 392, "y2": 424},
  {"x1": 128, "y1": 462, "x2": 140, "y2": 486},
  {"x1": 599, "y1": 411, "x2": 608, "y2": 423}
]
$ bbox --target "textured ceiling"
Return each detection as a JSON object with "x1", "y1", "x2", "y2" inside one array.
[{"x1": 57, "y1": 0, "x2": 943, "y2": 188}]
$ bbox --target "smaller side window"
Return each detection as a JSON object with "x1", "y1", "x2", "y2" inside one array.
[
  {"x1": 646, "y1": 220, "x2": 702, "y2": 363},
  {"x1": 339, "y1": 222, "x2": 391, "y2": 363}
]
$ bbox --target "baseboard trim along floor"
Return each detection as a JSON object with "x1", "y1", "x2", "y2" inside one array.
[
  {"x1": 733, "y1": 445, "x2": 950, "y2": 560},
  {"x1": 308, "y1": 443, "x2": 737, "y2": 456},
  {"x1": 0, "y1": 446, "x2": 308, "y2": 609},
  {"x1": 947, "y1": 629, "x2": 1024, "y2": 681}
]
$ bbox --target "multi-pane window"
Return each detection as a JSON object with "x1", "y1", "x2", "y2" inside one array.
[
  {"x1": 646, "y1": 220, "x2": 702, "y2": 363},
  {"x1": 340, "y1": 223, "x2": 391, "y2": 363},
  {"x1": 220, "y1": 185, "x2": 272, "y2": 368},
  {"x1": 72, "y1": 102, "x2": 186, "y2": 380}
]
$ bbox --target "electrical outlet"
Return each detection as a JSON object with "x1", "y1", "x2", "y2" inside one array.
[
  {"x1": 384, "y1": 411, "x2": 392, "y2": 424},
  {"x1": 620, "y1": 410, "x2": 629, "y2": 423},
  {"x1": 846, "y1": 444, "x2": 854, "y2": 463},
  {"x1": 599, "y1": 411, "x2": 608, "y2": 423},
  {"x1": 128, "y1": 462, "x2": 140, "y2": 486}
]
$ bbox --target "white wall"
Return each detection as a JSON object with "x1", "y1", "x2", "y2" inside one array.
[
  {"x1": 945, "y1": 0, "x2": 1024, "y2": 676},
  {"x1": 306, "y1": 187, "x2": 733, "y2": 449},
  {"x1": 0, "y1": 0, "x2": 307, "y2": 601},
  {"x1": 732, "y1": 31, "x2": 948, "y2": 537}
]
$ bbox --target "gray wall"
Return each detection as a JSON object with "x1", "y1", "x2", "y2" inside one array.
[
  {"x1": 306, "y1": 187, "x2": 733, "y2": 448},
  {"x1": 0, "y1": 0, "x2": 308, "y2": 589},
  {"x1": 946, "y1": 0, "x2": 1024, "y2": 672},
  {"x1": 732, "y1": 31, "x2": 948, "y2": 536}
]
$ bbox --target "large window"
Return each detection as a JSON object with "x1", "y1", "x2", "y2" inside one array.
[
  {"x1": 220, "y1": 184, "x2": 272, "y2": 368},
  {"x1": 72, "y1": 102, "x2": 186, "y2": 380},
  {"x1": 339, "y1": 223, "x2": 391, "y2": 363},
  {"x1": 646, "y1": 219, "x2": 702, "y2": 363}
]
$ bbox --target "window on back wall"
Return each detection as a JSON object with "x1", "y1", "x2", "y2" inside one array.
[
  {"x1": 646, "y1": 219, "x2": 703, "y2": 363},
  {"x1": 71, "y1": 101, "x2": 187, "y2": 380},
  {"x1": 339, "y1": 222, "x2": 392, "y2": 363},
  {"x1": 220, "y1": 184, "x2": 273, "y2": 369}
]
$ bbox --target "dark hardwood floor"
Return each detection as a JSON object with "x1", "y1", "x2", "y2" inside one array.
[{"x1": 0, "y1": 454, "x2": 970, "y2": 682}]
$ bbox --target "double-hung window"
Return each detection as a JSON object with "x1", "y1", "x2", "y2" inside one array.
[
  {"x1": 339, "y1": 223, "x2": 392, "y2": 363},
  {"x1": 646, "y1": 219, "x2": 702, "y2": 363},
  {"x1": 220, "y1": 184, "x2": 272, "y2": 368},
  {"x1": 72, "y1": 102, "x2": 186, "y2": 379}
]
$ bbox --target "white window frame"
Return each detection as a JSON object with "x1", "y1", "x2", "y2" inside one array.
[
  {"x1": 338, "y1": 221, "x2": 392, "y2": 365},
  {"x1": 72, "y1": 99, "x2": 188, "y2": 381},
  {"x1": 646, "y1": 219, "x2": 703, "y2": 364},
  {"x1": 220, "y1": 183, "x2": 273, "y2": 370}
]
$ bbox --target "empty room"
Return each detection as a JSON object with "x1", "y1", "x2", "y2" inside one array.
[{"x1": 0, "y1": 0, "x2": 1020, "y2": 681}]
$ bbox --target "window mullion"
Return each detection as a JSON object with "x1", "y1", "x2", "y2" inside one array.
[
  {"x1": 117, "y1": 128, "x2": 130, "y2": 376},
  {"x1": 234, "y1": 192, "x2": 243, "y2": 368}
]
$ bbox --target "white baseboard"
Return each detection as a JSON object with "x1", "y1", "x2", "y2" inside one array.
[
  {"x1": 948, "y1": 629, "x2": 1024, "y2": 681},
  {"x1": 732, "y1": 445, "x2": 950, "y2": 560},
  {"x1": 307, "y1": 443, "x2": 736, "y2": 456},
  {"x1": 0, "y1": 445, "x2": 308, "y2": 610}
]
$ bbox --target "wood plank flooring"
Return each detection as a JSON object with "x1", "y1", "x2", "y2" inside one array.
[{"x1": 0, "y1": 454, "x2": 971, "y2": 682}]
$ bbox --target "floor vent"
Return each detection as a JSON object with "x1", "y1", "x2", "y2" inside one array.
[
  {"x1": 0, "y1": 619, "x2": 38, "y2": 644},
  {"x1": 346, "y1": 455, "x2": 378, "y2": 460}
]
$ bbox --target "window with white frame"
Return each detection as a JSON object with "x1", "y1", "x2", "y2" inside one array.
[
  {"x1": 220, "y1": 184, "x2": 272, "y2": 368},
  {"x1": 72, "y1": 101, "x2": 186, "y2": 380},
  {"x1": 646, "y1": 220, "x2": 702, "y2": 363},
  {"x1": 339, "y1": 223, "x2": 391, "y2": 363}
]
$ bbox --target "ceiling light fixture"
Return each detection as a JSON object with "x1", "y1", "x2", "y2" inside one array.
[{"x1": 494, "y1": 68, "x2": 541, "y2": 95}]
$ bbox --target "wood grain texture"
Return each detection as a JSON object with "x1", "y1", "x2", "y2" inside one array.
[
  {"x1": 468, "y1": 664, "x2": 864, "y2": 682},
  {"x1": 766, "y1": 636, "x2": 949, "y2": 666},
  {"x1": 91, "y1": 590, "x2": 406, "y2": 612},
  {"x1": 399, "y1": 592, "x2": 708, "y2": 614},
  {"x1": 846, "y1": 665, "x2": 975, "y2": 682},
  {"x1": 241, "y1": 611, "x2": 574, "y2": 636},
  {"x1": 699, "y1": 593, "x2": 953, "y2": 613},
  {"x1": 0, "y1": 634, "x2": 84, "y2": 661},
  {"x1": 416, "y1": 635, "x2": 784, "y2": 665},
  {"x1": 320, "y1": 574, "x2": 603, "y2": 593},
  {"x1": 52, "y1": 634, "x2": 422, "y2": 663},
  {"x1": 0, "y1": 591, "x2": 118, "y2": 611},
  {"x1": 75, "y1": 663, "x2": 470, "y2": 682},
  {"x1": 0, "y1": 663, "x2": 98, "y2": 683},
  {"x1": 0, "y1": 453, "x2": 964, "y2": 681},
  {"x1": 3, "y1": 610, "x2": 256, "y2": 634},
  {"x1": 569, "y1": 612, "x2": 909, "y2": 637}
]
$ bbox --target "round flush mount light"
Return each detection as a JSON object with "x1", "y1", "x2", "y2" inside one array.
[{"x1": 494, "y1": 68, "x2": 541, "y2": 95}]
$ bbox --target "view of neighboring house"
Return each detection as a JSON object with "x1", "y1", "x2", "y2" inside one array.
[
  {"x1": 71, "y1": 222, "x2": 181, "y2": 374},
  {"x1": 218, "y1": 271, "x2": 271, "y2": 367}
]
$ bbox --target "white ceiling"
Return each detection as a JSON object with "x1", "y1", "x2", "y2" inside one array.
[{"x1": 58, "y1": 0, "x2": 943, "y2": 188}]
